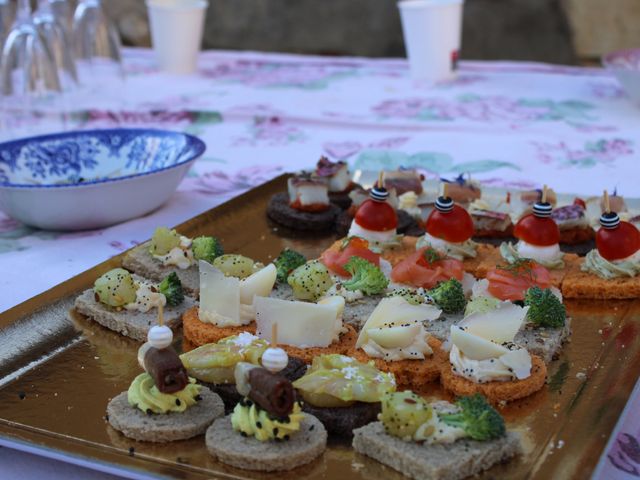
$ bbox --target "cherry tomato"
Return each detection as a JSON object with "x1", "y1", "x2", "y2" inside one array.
[
  {"x1": 573, "y1": 197, "x2": 586, "y2": 210},
  {"x1": 514, "y1": 214, "x2": 560, "y2": 246},
  {"x1": 596, "y1": 221, "x2": 640, "y2": 261},
  {"x1": 354, "y1": 199, "x2": 397, "y2": 232},
  {"x1": 425, "y1": 205, "x2": 474, "y2": 243}
]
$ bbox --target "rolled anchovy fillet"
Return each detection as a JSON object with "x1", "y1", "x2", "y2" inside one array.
[
  {"x1": 144, "y1": 346, "x2": 189, "y2": 393},
  {"x1": 248, "y1": 368, "x2": 295, "y2": 417}
]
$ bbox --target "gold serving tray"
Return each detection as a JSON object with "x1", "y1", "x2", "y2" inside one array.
[{"x1": 1, "y1": 174, "x2": 639, "y2": 480}]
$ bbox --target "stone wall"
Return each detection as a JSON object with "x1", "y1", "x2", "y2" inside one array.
[{"x1": 102, "y1": 0, "x2": 638, "y2": 64}]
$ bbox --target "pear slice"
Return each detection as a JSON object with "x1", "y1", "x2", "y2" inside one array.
[
  {"x1": 458, "y1": 302, "x2": 528, "y2": 344},
  {"x1": 318, "y1": 295, "x2": 346, "y2": 318},
  {"x1": 253, "y1": 296, "x2": 338, "y2": 347},
  {"x1": 199, "y1": 260, "x2": 240, "y2": 325},
  {"x1": 239, "y1": 263, "x2": 277, "y2": 305},
  {"x1": 367, "y1": 323, "x2": 421, "y2": 349},
  {"x1": 356, "y1": 296, "x2": 442, "y2": 348},
  {"x1": 450, "y1": 326, "x2": 510, "y2": 361},
  {"x1": 499, "y1": 348, "x2": 532, "y2": 380}
]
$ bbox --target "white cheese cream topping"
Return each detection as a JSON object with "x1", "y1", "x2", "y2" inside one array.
[
  {"x1": 153, "y1": 236, "x2": 194, "y2": 269},
  {"x1": 449, "y1": 344, "x2": 531, "y2": 383},
  {"x1": 348, "y1": 222, "x2": 397, "y2": 244},
  {"x1": 125, "y1": 281, "x2": 167, "y2": 313}
]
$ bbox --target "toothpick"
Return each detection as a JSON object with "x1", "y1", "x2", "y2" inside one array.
[
  {"x1": 541, "y1": 185, "x2": 548, "y2": 204},
  {"x1": 378, "y1": 171, "x2": 384, "y2": 189},
  {"x1": 442, "y1": 182, "x2": 449, "y2": 199},
  {"x1": 604, "y1": 189, "x2": 611, "y2": 214},
  {"x1": 158, "y1": 303, "x2": 164, "y2": 327},
  {"x1": 271, "y1": 322, "x2": 278, "y2": 347}
]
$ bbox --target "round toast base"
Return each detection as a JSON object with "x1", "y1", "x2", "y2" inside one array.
[
  {"x1": 107, "y1": 388, "x2": 224, "y2": 442},
  {"x1": 183, "y1": 306, "x2": 256, "y2": 347},
  {"x1": 301, "y1": 401, "x2": 380, "y2": 437},
  {"x1": 350, "y1": 336, "x2": 445, "y2": 389},
  {"x1": 205, "y1": 414, "x2": 327, "y2": 471},
  {"x1": 440, "y1": 355, "x2": 547, "y2": 404},
  {"x1": 267, "y1": 192, "x2": 340, "y2": 232}
]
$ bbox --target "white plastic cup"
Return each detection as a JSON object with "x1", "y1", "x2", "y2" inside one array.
[
  {"x1": 146, "y1": 0, "x2": 208, "y2": 75},
  {"x1": 398, "y1": 0, "x2": 464, "y2": 82}
]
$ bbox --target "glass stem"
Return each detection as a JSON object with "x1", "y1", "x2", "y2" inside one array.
[{"x1": 15, "y1": 0, "x2": 31, "y2": 23}]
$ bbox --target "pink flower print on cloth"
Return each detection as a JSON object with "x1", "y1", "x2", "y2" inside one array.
[{"x1": 533, "y1": 138, "x2": 633, "y2": 168}]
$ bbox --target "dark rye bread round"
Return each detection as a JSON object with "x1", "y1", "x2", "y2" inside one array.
[
  {"x1": 267, "y1": 192, "x2": 340, "y2": 231},
  {"x1": 107, "y1": 387, "x2": 224, "y2": 442},
  {"x1": 334, "y1": 209, "x2": 422, "y2": 237},
  {"x1": 353, "y1": 422, "x2": 522, "y2": 480},
  {"x1": 201, "y1": 356, "x2": 309, "y2": 414},
  {"x1": 329, "y1": 191, "x2": 353, "y2": 210},
  {"x1": 122, "y1": 242, "x2": 200, "y2": 297},
  {"x1": 206, "y1": 414, "x2": 327, "y2": 471},
  {"x1": 301, "y1": 401, "x2": 381, "y2": 437},
  {"x1": 74, "y1": 282, "x2": 197, "y2": 342}
]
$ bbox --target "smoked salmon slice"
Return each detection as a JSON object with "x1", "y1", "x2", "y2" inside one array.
[
  {"x1": 486, "y1": 260, "x2": 552, "y2": 301},
  {"x1": 391, "y1": 248, "x2": 464, "y2": 289}
]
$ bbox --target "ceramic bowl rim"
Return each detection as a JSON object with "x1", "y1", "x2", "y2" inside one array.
[{"x1": 0, "y1": 128, "x2": 206, "y2": 190}]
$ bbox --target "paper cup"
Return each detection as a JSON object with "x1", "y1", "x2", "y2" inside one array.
[
  {"x1": 146, "y1": 0, "x2": 208, "y2": 75},
  {"x1": 398, "y1": 0, "x2": 464, "y2": 82}
]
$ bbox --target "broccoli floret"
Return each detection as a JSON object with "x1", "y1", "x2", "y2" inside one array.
[
  {"x1": 524, "y1": 286, "x2": 565, "y2": 328},
  {"x1": 342, "y1": 256, "x2": 389, "y2": 295},
  {"x1": 158, "y1": 272, "x2": 184, "y2": 307},
  {"x1": 439, "y1": 394, "x2": 505, "y2": 441},
  {"x1": 274, "y1": 248, "x2": 306, "y2": 283},
  {"x1": 428, "y1": 279, "x2": 466, "y2": 314},
  {"x1": 192, "y1": 236, "x2": 224, "y2": 263},
  {"x1": 386, "y1": 288, "x2": 426, "y2": 305},
  {"x1": 287, "y1": 260, "x2": 333, "y2": 301}
]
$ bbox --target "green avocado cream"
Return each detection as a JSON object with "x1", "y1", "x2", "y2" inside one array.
[
  {"x1": 231, "y1": 400, "x2": 303, "y2": 441},
  {"x1": 127, "y1": 373, "x2": 201, "y2": 414},
  {"x1": 581, "y1": 249, "x2": 640, "y2": 279}
]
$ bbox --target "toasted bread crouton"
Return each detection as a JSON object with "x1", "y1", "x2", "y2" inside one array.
[{"x1": 439, "y1": 354, "x2": 547, "y2": 404}]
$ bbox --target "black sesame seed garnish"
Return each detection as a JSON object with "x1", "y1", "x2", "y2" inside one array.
[
  {"x1": 128, "y1": 447, "x2": 135, "y2": 456},
  {"x1": 18, "y1": 392, "x2": 26, "y2": 400},
  {"x1": 256, "y1": 421, "x2": 262, "y2": 429},
  {"x1": 309, "y1": 424, "x2": 315, "y2": 431},
  {"x1": 175, "y1": 399, "x2": 181, "y2": 406}
]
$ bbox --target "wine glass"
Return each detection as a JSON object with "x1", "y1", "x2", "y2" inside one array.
[
  {"x1": 33, "y1": 0, "x2": 78, "y2": 89},
  {"x1": 73, "y1": 0, "x2": 122, "y2": 67},
  {"x1": 0, "y1": 0, "x2": 65, "y2": 139},
  {"x1": 72, "y1": 0, "x2": 125, "y2": 107}
]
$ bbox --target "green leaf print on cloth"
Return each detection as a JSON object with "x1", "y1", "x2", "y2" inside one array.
[{"x1": 354, "y1": 150, "x2": 520, "y2": 174}]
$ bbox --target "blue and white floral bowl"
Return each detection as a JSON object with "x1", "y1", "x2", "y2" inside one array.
[{"x1": 0, "y1": 129, "x2": 206, "y2": 230}]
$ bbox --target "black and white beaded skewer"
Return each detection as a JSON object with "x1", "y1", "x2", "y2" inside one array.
[
  {"x1": 532, "y1": 185, "x2": 553, "y2": 218},
  {"x1": 370, "y1": 171, "x2": 389, "y2": 201},
  {"x1": 600, "y1": 190, "x2": 621, "y2": 229},
  {"x1": 435, "y1": 183, "x2": 454, "y2": 213}
]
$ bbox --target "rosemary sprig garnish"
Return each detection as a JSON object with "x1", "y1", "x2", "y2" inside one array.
[
  {"x1": 422, "y1": 247, "x2": 444, "y2": 265},
  {"x1": 496, "y1": 258, "x2": 537, "y2": 279}
]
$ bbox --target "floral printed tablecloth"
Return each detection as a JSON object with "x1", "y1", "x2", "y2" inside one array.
[{"x1": 1, "y1": 48, "x2": 640, "y2": 479}]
